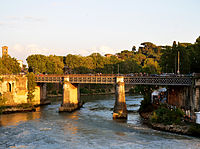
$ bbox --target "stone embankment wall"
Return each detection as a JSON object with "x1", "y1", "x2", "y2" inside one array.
[{"x1": 0, "y1": 75, "x2": 40, "y2": 106}]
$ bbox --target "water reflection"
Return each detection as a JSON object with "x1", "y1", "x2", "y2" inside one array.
[
  {"x1": 0, "y1": 111, "x2": 41, "y2": 126},
  {"x1": 61, "y1": 112, "x2": 79, "y2": 135},
  {"x1": 115, "y1": 131, "x2": 126, "y2": 136},
  {"x1": 0, "y1": 95, "x2": 200, "y2": 149}
]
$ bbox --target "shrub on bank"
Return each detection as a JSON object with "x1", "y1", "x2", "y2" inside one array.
[
  {"x1": 188, "y1": 124, "x2": 200, "y2": 136},
  {"x1": 139, "y1": 92, "x2": 153, "y2": 113},
  {"x1": 80, "y1": 88, "x2": 92, "y2": 94},
  {"x1": 129, "y1": 88, "x2": 135, "y2": 95},
  {"x1": 51, "y1": 90, "x2": 57, "y2": 95},
  {"x1": 150, "y1": 106, "x2": 184, "y2": 125}
]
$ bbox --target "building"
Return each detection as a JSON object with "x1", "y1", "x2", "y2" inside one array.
[
  {"x1": 2, "y1": 46, "x2": 24, "y2": 71},
  {"x1": 17, "y1": 60, "x2": 23, "y2": 69},
  {"x1": 105, "y1": 54, "x2": 113, "y2": 58},
  {"x1": 2, "y1": 46, "x2": 8, "y2": 57}
]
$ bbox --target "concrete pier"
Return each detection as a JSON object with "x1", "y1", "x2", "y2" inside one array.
[
  {"x1": 59, "y1": 80, "x2": 82, "y2": 112},
  {"x1": 194, "y1": 87, "x2": 200, "y2": 111},
  {"x1": 40, "y1": 83, "x2": 47, "y2": 100},
  {"x1": 113, "y1": 76, "x2": 127, "y2": 119}
]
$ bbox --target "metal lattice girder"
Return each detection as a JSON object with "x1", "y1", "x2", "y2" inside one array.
[
  {"x1": 35, "y1": 74, "x2": 192, "y2": 86},
  {"x1": 124, "y1": 77, "x2": 192, "y2": 86}
]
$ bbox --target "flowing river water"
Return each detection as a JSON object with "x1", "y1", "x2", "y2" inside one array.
[{"x1": 0, "y1": 94, "x2": 200, "y2": 149}]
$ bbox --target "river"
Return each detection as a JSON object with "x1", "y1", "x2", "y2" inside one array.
[{"x1": 0, "y1": 95, "x2": 200, "y2": 149}]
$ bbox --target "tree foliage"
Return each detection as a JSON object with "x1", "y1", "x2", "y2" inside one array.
[
  {"x1": 0, "y1": 55, "x2": 21, "y2": 74},
  {"x1": 27, "y1": 54, "x2": 64, "y2": 74},
  {"x1": 27, "y1": 72, "x2": 36, "y2": 102},
  {"x1": 160, "y1": 36, "x2": 200, "y2": 74},
  {"x1": 151, "y1": 106, "x2": 184, "y2": 125},
  {"x1": 25, "y1": 36, "x2": 200, "y2": 75}
]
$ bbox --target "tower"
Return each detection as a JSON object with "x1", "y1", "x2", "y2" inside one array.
[{"x1": 2, "y1": 46, "x2": 8, "y2": 57}]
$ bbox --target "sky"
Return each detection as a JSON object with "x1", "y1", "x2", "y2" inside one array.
[{"x1": 0, "y1": 0, "x2": 200, "y2": 64}]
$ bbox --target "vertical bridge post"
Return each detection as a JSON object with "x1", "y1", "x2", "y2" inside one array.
[
  {"x1": 59, "y1": 76, "x2": 82, "y2": 112},
  {"x1": 113, "y1": 76, "x2": 127, "y2": 119},
  {"x1": 40, "y1": 83, "x2": 47, "y2": 101}
]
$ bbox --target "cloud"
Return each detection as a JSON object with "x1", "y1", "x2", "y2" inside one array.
[
  {"x1": 9, "y1": 44, "x2": 51, "y2": 65},
  {"x1": 8, "y1": 44, "x2": 123, "y2": 65},
  {"x1": 2, "y1": 16, "x2": 45, "y2": 26},
  {"x1": 98, "y1": 46, "x2": 118, "y2": 55},
  {"x1": 51, "y1": 1, "x2": 68, "y2": 7},
  {"x1": 27, "y1": 44, "x2": 50, "y2": 55},
  {"x1": 0, "y1": 22, "x2": 6, "y2": 26},
  {"x1": 6, "y1": 16, "x2": 21, "y2": 21},
  {"x1": 24, "y1": 16, "x2": 46, "y2": 22},
  {"x1": 72, "y1": 46, "x2": 122, "y2": 57},
  {"x1": 12, "y1": 44, "x2": 25, "y2": 53}
]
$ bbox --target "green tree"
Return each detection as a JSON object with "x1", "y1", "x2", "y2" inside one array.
[
  {"x1": 160, "y1": 45, "x2": 176, "y2": 73},
  {"x1": 46, "y1": 55, "x2": 64, "y2": 74},
  {"x1": 65, "y1": 54, "x2": 83, "y2": 73},
  {"x1": 190, "y1": 36, "x2": 200, "y2": 73},
  {"x1": 119, "y1": 59, "x2": 141, "y2": 74},
  {"x1": 27, "y1": 72, "x2": 36, "y2": 103},
  {"x1": 0, "y1": 55, "x2": 21, "y2": 74},
  {"x1": 133, "y1": 53, "x2": 146, "y2": 66},
  {"x1": 160, "y1": 41, "x2": 192, "y2": 74},
  {"x1": 27, "y1": 55, "x2": 47, "y2": 73},
  {"x1": 0, "y1": 58, "x2": 10, "y2": 74},
  {"x1": 116, "y1": 50, "x2": 134, "y2": 60},
  {"x1": 143, "y1": 58, "x2": 161, "y2": 74}
]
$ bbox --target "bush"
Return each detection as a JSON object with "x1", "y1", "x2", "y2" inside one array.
[
  {"x1": 27, "y1": 72, "x2": 36, "y2": 103},
  {"x1": 101, "y1": 88, "x2": 106, "y2": 93},
  {"x1": 188, "y1": 124, "x2": 200, "y2": 136},
  {"x1": 80, "y1": 88, "x2": 91, "y2": 94},
  {"x1": 16, "y1": 103, "x2": 33, "y2": 109},
  {"x1": 0, "y1": 95, "x2": 6, "y2": 106},
  {"x1": 150, "y1": 106, "x2": 184, "y2": 125},
  {"x1": 52, "y1": 90, "x2": 57, "y2": 95},
  {"x1": 139, "y1": 92, "x2": 152, "y2": 113},
  {"x1": 129, "y1": 88, "x2": 135, "y2": 95},
  {"x1": 151, "y1": 112, "x2": 158, "y2": 123}
]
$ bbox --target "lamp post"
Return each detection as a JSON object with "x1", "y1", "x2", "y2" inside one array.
[
  {"x1": 118, "y1": 64, "x2": 119, "y2": 76},
  {"x1": 95, "y1": 53, "x2": 97, "y2": 73},
  {"x1": 177, "y1": 51, "x2": 180, "y2": 74}
]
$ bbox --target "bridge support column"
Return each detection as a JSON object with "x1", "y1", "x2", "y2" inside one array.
[
  {"x1": 194, "y1": 87, "x2": 200, "y2": 111},
  {"x1": 40, "y1": 83, "x2": 47, "y2": 101},
  {"x1": 59, "y1": 80, "x2": 82, "y2": 112},
  {"x1": 113, "y1": 76, "x2": 127, "y2": 119}
]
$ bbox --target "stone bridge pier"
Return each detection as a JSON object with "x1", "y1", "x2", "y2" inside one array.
[
  {"x1": 194, "y1": 87, "x2": 200, "y2": 111},
  {"x1": 113, "y1": 76, "x2": 127, "y2": 119},
  {"x1": 40, "y1": 83, "x2": 47, "y2": 101},
  {"x1": 59, "y1": 77, "x2": 82, "y2": 112}
]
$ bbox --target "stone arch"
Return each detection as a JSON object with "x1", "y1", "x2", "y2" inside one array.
[{"x1": 7, "y1": 82, "x2": 12, "y2": 92}]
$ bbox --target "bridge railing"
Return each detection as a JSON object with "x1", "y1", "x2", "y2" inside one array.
[
  {"x1": 124, "y1": 76, "x2": 192, "y2": 86},
  {"x1": 69, "y1": 75, "x2": 116, "y2": 84},
  {"x1": 35, "y1": 75, "x2": 64, "y2": 83},
  {"x1": 35, "y1": 74, "x2": 193, "y2": 86}
]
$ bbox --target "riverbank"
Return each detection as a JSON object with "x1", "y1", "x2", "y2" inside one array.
[
  {"x1": 139, "y1": 104, "x2": 200, "y2": 137},
  {"x1": 0, "y1": 100, "x2": 51, "y2": 114},
  {"x1": 47, "y1": 92, "x2": 116, "y2": 97},
  {"x1": 0, "y1": 104, "x2": 36, "y2": 114}
]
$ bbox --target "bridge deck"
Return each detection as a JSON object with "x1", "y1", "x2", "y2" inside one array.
[{"x1": 35, "y1": 74, "x2": 192, "y2": 86}]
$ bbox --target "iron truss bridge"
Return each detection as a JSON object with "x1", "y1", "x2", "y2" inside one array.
[{"x1": 35, "y1": 74, "x2": 193, "y2": 86}]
